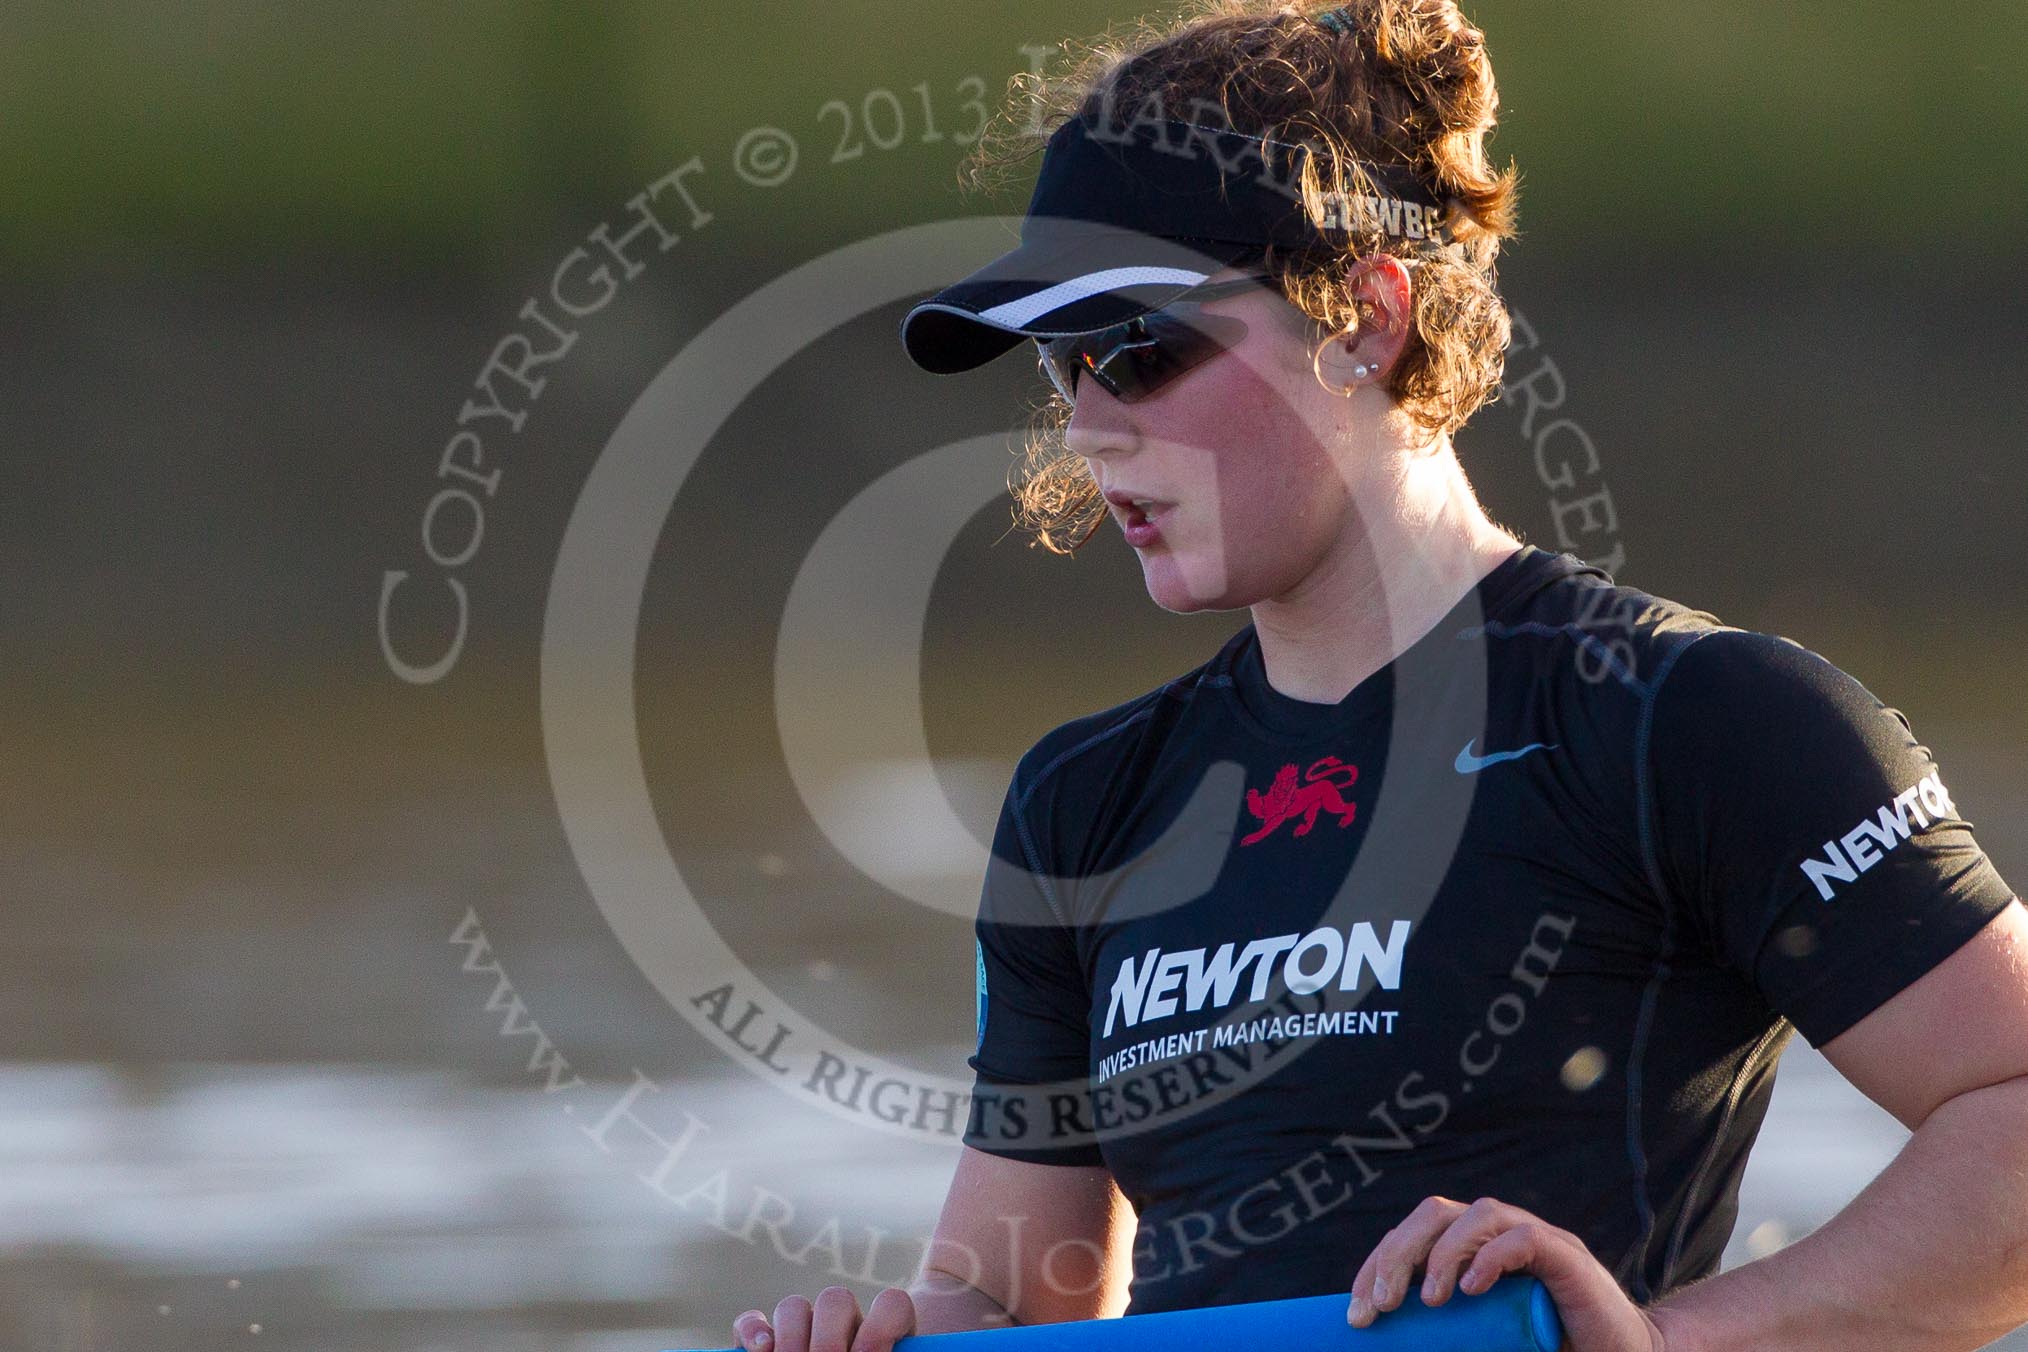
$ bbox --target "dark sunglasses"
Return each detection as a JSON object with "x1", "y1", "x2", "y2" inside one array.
[{"x1": 1034, "y1": 272, "x2": 1278, "y2": 405}]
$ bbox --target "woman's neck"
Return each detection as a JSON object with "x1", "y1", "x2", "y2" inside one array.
[{"x1": 1248, "y1": 452, "x2": 1521, "y2": 706}]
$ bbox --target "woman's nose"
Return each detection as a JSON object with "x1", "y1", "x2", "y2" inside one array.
[{"x1": 1062, "y1": 383, "x2": 1137, "y2": 462}]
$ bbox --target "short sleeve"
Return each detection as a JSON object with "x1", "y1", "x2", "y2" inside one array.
[
  {"x1": 1644, "y1": 629, "x2": 2016, "y2": 1048},
  {"x1": 964, "y1": 765, "x2": 1105, "y2": 1165}
]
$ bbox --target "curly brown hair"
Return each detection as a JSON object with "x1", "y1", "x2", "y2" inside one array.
[{"x1": 962, "y1": 1, "x2": 1521, "y2": 554}]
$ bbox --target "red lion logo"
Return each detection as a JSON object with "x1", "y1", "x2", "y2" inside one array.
[{"x1": 1240, "y1": 755, "x2": 1359, "y2": 846}]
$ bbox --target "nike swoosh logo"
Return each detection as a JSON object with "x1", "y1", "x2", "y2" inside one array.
[{"x1": 1455, "y1": 739, "x2": 1560, "y2": 774}]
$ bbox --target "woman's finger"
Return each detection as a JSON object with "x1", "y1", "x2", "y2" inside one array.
[
  {"x1": 734, "y1": 1310, "x2": 774, "y2": 1352},
  {"x1": 1353, "y1": 1194, "x2": 1451, "y2": 1303},
  {"x1": 1459, "y1": 1221, "x2": 1562, "y2": 1295},
  {"x1": 772, "y1": 1294, "x2": 815, "y2": 1352},
  {"x1": 1420, "y1": 1197, "x2": 1527, "y2": 1305},
  {"x1": 810, "y1": 1285, "x2": 862, "y2": 1352},
  {"x1": 1349, "y1": 1194, "x2": 1468, "y2": 1324},
  {"x1": 849, "y1": 1287, "x2": 917, "y2": 1352}
]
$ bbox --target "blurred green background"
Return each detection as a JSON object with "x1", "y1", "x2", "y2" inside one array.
[
  {"x1": 2, "y1": 4, "x2": 2023, "y2": 1351},
  {"x1": 5, "y1": 0, "x2": 2026, "y2": 265}
]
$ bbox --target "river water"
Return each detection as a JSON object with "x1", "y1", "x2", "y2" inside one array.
[{"x1": 7, "y1": 1043, "x2": 2026, "y2": 1351}]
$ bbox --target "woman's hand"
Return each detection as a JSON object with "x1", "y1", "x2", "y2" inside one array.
[
  {"x1": 1346, "y1": 1195, "x2": 1670, "y2": 1352},
  {"x1": 734, "y1": 1286, "x2": 916, "y2": 1352}
]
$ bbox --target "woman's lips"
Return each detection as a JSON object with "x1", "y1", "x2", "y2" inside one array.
[{"x1": 1123, "y1": 502, "x2": 1170, "y2": 548}]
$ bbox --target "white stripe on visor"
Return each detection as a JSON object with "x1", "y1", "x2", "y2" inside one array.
[{"x1": 978, "y1": 266, "x2": 1210, "y2": 331}]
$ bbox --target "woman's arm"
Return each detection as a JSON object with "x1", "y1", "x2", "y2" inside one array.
[
  {"x1": 1647, "y1": 902, "x2": 2028, "y2": 1352},
  {"x1": 735, "y1": 1147, "x2": 1134, "y2": 1352},
  {"x1": 914, "y1": 1147, "x2": 1133, "y2": 1329}
]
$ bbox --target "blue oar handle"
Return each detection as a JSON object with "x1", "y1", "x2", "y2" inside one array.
[{"x1": 673, "y1": 1275, "x2": 1563, "y2": 1352}]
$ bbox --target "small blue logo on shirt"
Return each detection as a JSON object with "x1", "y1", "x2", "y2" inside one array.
[
  {"x1": 974, "y1": 939, "x2": 989, "y2": 1047},
  {"x1": 1455, "y1": 739, "x2": 1559, "y2": 774}
]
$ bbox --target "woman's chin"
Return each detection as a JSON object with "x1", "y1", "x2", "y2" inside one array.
[{"x1": 1138, "y1": 552, "x2": 1241, "y2": 614}]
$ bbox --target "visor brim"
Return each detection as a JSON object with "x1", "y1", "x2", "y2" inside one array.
[{"x1": 899, "y1": 225, "x2": 1260, "y2": 375}]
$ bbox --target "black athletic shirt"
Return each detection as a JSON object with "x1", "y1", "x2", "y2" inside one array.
[{"x1": 963, "y1": 544, "x2": 2016, "y2": 1313}]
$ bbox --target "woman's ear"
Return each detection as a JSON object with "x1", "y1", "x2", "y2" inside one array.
[{"x1": 1341, "y1": 254, "x2": 1415, "y2": 373}]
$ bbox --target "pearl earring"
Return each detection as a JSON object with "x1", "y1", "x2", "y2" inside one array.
[{"x1": 1311, "y1": 337, "x2": 1371, "y2": 398}]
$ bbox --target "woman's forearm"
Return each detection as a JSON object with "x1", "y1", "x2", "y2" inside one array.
[
  {"x1": 1649, "y1": 1075, "x2": 2028, "y2": 1352},
  {"x1": 908, "y1": 1265, "x2": 1019, "y2": 1335}
]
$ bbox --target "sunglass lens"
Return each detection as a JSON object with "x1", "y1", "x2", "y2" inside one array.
[
  {"x1": 1134, "y1": 308, "x2": 1247, "y2": 394},
  {"x1": 1039, "y1": 306, "x2": 1246, "y2": 405}
]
